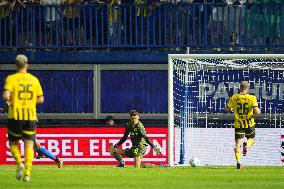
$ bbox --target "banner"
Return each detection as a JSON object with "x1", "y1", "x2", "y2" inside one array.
[
  {"x1": 174, "y1": 128, "x2": 284, "y2": 166},
  {"x1": 0, "y1": 127, "x2": 167, "y2": 165}
]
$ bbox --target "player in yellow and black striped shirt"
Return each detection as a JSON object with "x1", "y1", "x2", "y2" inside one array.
[
  {"x1": 2, "y1": 54, "x2": 44, "y2": 182},
  {"x1": 225, "y1": 81, "x2": 261, "y2": 169}
]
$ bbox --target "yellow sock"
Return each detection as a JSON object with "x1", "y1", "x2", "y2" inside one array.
[
  {"x1": 24, "y1": 147, "x2": 34, "y2": 176},
  {"x1": 235, "y1": 152, "x2": 241, "y2": 162},
  {"x1": 9, "y1": 144, "x2": 22, "y2": 165},
  {"x1": 247, "y1": 139, "x2": 254, "y2": 148}
]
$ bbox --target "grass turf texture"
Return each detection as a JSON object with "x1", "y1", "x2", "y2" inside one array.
[{"x1": 0, "y1": 165, "x2": 283, "y2": 189}]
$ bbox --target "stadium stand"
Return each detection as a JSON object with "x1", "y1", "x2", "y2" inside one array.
[{"x1": 0, "y1": 0, "x2": 283, "y2": 119}]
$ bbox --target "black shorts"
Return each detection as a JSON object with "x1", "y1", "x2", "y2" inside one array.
[
  {"x1": 235, "y1": 126, "x2": 255, "y2": 140},
  {"x1": 7, "y1": 119, "x2": 37, "y2": 141}
]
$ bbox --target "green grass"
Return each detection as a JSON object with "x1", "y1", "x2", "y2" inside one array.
[{"x1": 0, "y1": 165, "x2": 283, "y2": 189}]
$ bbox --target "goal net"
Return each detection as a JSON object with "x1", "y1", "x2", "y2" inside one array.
[{"x1": 168, "y1": 54, "x2": 284, "y2": 166}]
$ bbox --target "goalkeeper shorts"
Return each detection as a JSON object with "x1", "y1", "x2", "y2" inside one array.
[{"x1": 124, "y1": 145, "x2": 147, "y2": 158}]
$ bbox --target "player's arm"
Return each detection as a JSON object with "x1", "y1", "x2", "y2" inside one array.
[
  {"x1": 138, "y1": 125, "x2": 160, "y2": 154},
  {"x1": 225, "y1": 96, "x2": 233, "y2": 113},
  {"x1": 37, "y1": 96, "x2": 44, "y2": 104},
  {"x1": 253, "y1": 107, "x2": 261, "y2": 115},
  {"x1": 113, "y1": 127, "x2": 130, "y2": 148},
  {"x1": 252, "y1": 96, "x2": 261, "y2": 115},
  {"x1": 2, "y1": 77, "x2": 12, "y2": 113},
  {"x1": 36, "y1": 78, "x2": 44, "y2": 104},
  {"x1": 225, "y1": 106, "x2": 233, "y2": 112},
  {"x1": 2, "y1": 90, "x2": 11, "y2": 102},
  {"x1": 138, "y1": 125, "x2": 155, "y2": 148},
  {"x1": 2, "y1": 76, "x2": 12, "y2": 102}
]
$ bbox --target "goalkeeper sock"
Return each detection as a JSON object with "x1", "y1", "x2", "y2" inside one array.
[
  {"x1": 38, "y1": 147, "x2": 57, "y2": 161},
  {"x1": 247, "y1": 138, "x2": 255, "y2": 148},
  {"x1": 24, "y1": 147, "x2": 34, "y2": 176},
  {"x1": 113, "y1": 152, "x2": 122, "y2": 162},
  {"x1": 10, "y1": 144, "x2": 22, "y2": 165}
]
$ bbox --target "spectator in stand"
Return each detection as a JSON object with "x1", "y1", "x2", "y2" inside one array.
[
  {"x1": 120, "y1": 0, "x2": 136, "y2": 46},
  {"x1": 281, "y1": 1, "x2": 284, "y2": 46},
  {"x1": 224, "y1": 0, "x2": 247, "y2": 51},
  {"x1": 135, "y1": 0, "x2": 149, "y2": 45},
  {"x1": 40, "y1": 0, "x2": 62, "y2": 47},
  {"x1": 263, "y1": 0, "x2": 280, "y2": 48},
  {"x1": 211, "y1": 0, "x2": 227, "y2": 50},
  {"x1": 190, "y1": 0, "x2": 203, "y2": 48},
  {"x1": 0, "y1": 0, "x2": 10, "y2": 46},
  {"x1": 246, "y1": 0, "x2": 262, "y2": 48},
  {"x1": 247, "y1": 0, "x2": 281, "y2": 49},
  {"x1": 105, "y1": 115, "x2": 116, "y2": 126},
  {"x1": 180, "y1": 0, "x2": 195, "y2": 48},
  {"x1": 108, "y1": 0, "x2": 120, "y2": 45},
  {"x1": 82, "y1": 0, "x2": 108, "y2": 46},
  {"x1": 9, "y1": 0, "x2": 28, "y2": 46},
  {"x1": 63, "y1": 0, "x2": 80, "y2": 46},
  {"x1": 192, "y1": 0, "x2": 214, "y2": 48}
]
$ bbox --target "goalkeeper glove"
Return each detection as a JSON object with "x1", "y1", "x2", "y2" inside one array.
[
  {"x1": 109, "y1": 146, "x2": 115, "y2": 154},
  {"x1": 109, "y1": 144, "x2": 119, "y2": 154},
  {"x1": 153, "y1": 146, "x2": 160, "y2": 155}
]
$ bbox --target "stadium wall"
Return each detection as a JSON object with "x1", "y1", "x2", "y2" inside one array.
[{"x1": 0, "y1": 64, "x2": 168, "y2": 120}]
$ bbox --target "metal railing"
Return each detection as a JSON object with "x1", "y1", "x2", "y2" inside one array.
[{"x1": 0, "y1": 2, "x2": 283, "y2": 49}]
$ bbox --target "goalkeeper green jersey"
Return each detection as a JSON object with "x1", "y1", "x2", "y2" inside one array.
[{"x1": 115, "y1": 121, "x2": 155, "y2": 148}]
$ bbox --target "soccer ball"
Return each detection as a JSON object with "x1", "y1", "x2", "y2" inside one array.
[{"x1": 189, "y1": 157, "x2": 201, "y2": 167}]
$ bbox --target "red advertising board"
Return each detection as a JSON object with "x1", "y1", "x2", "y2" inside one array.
[{"x1": 0, "y1": 127, "x2": 167, "y2": 165}]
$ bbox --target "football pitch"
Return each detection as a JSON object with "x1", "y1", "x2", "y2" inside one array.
[{"x1": 0, "y1": 165, "x2": 283, "y2": 189}]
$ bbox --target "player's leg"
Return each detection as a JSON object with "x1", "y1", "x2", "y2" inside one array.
[
  {"x1": 109, "y1": 147, "x2": 126, "y2": 167},
  {"x1": 235, "y1": 128, "x2": 245, "y2": 169},
  {"x1": 7, "y1": 120, "x2": 25, "y2": 180},
  {"x1": 23, "y1": 138, "x2": 34, "y2": 182},
  {"x1": 9, "y1": 139, "x2": 23, "y2": 165},
  {"x1": 22, "y1": 121, "x2": 37, "y2": 182},
  {"x1": 243, "y1": 126, "x2": 256, "y2": 156},
  {"x1": 246, "y1": 137, "x2": 255, "y2": 147},
  {"x1": 133, "y1": 145, "x2": 147, "y2": 168},
  {"x1": 235, "y1": 139, "x2": 242, "y2": 168},
  {"x1": 134, "y1": 156, "x2": 142, "y2": 168},
  {"x1": 33, "y1": 140, "x2": 44, "y2": 158},
  {"x1": 123, "y1": 147, "x2": 140, "y2": 168},
  {"x1": 141, "y1": 163, "x2": 155, "y2": 168},
  {"x1": 33, "y1": 140, "x2": 63, "y2": 168},
  {"x1": 9, "y1": 140, "x2": 25, "y2": 180}
]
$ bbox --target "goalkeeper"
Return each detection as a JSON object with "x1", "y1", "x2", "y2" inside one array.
[{"x1": 109, "y1": 110, "x2": 160, "y2": 168}]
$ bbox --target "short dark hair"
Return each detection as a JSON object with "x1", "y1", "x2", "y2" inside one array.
[
  {"x1": 105, "y1": 115, "x2": 114, "y2": 121},
  {"x1": 130, "y1": 110, "x2": 139, "y2": 117}
]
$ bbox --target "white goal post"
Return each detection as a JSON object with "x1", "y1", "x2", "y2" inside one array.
[{"x1": 168, "y1": 54, "x2": 284, "y2": 166}]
